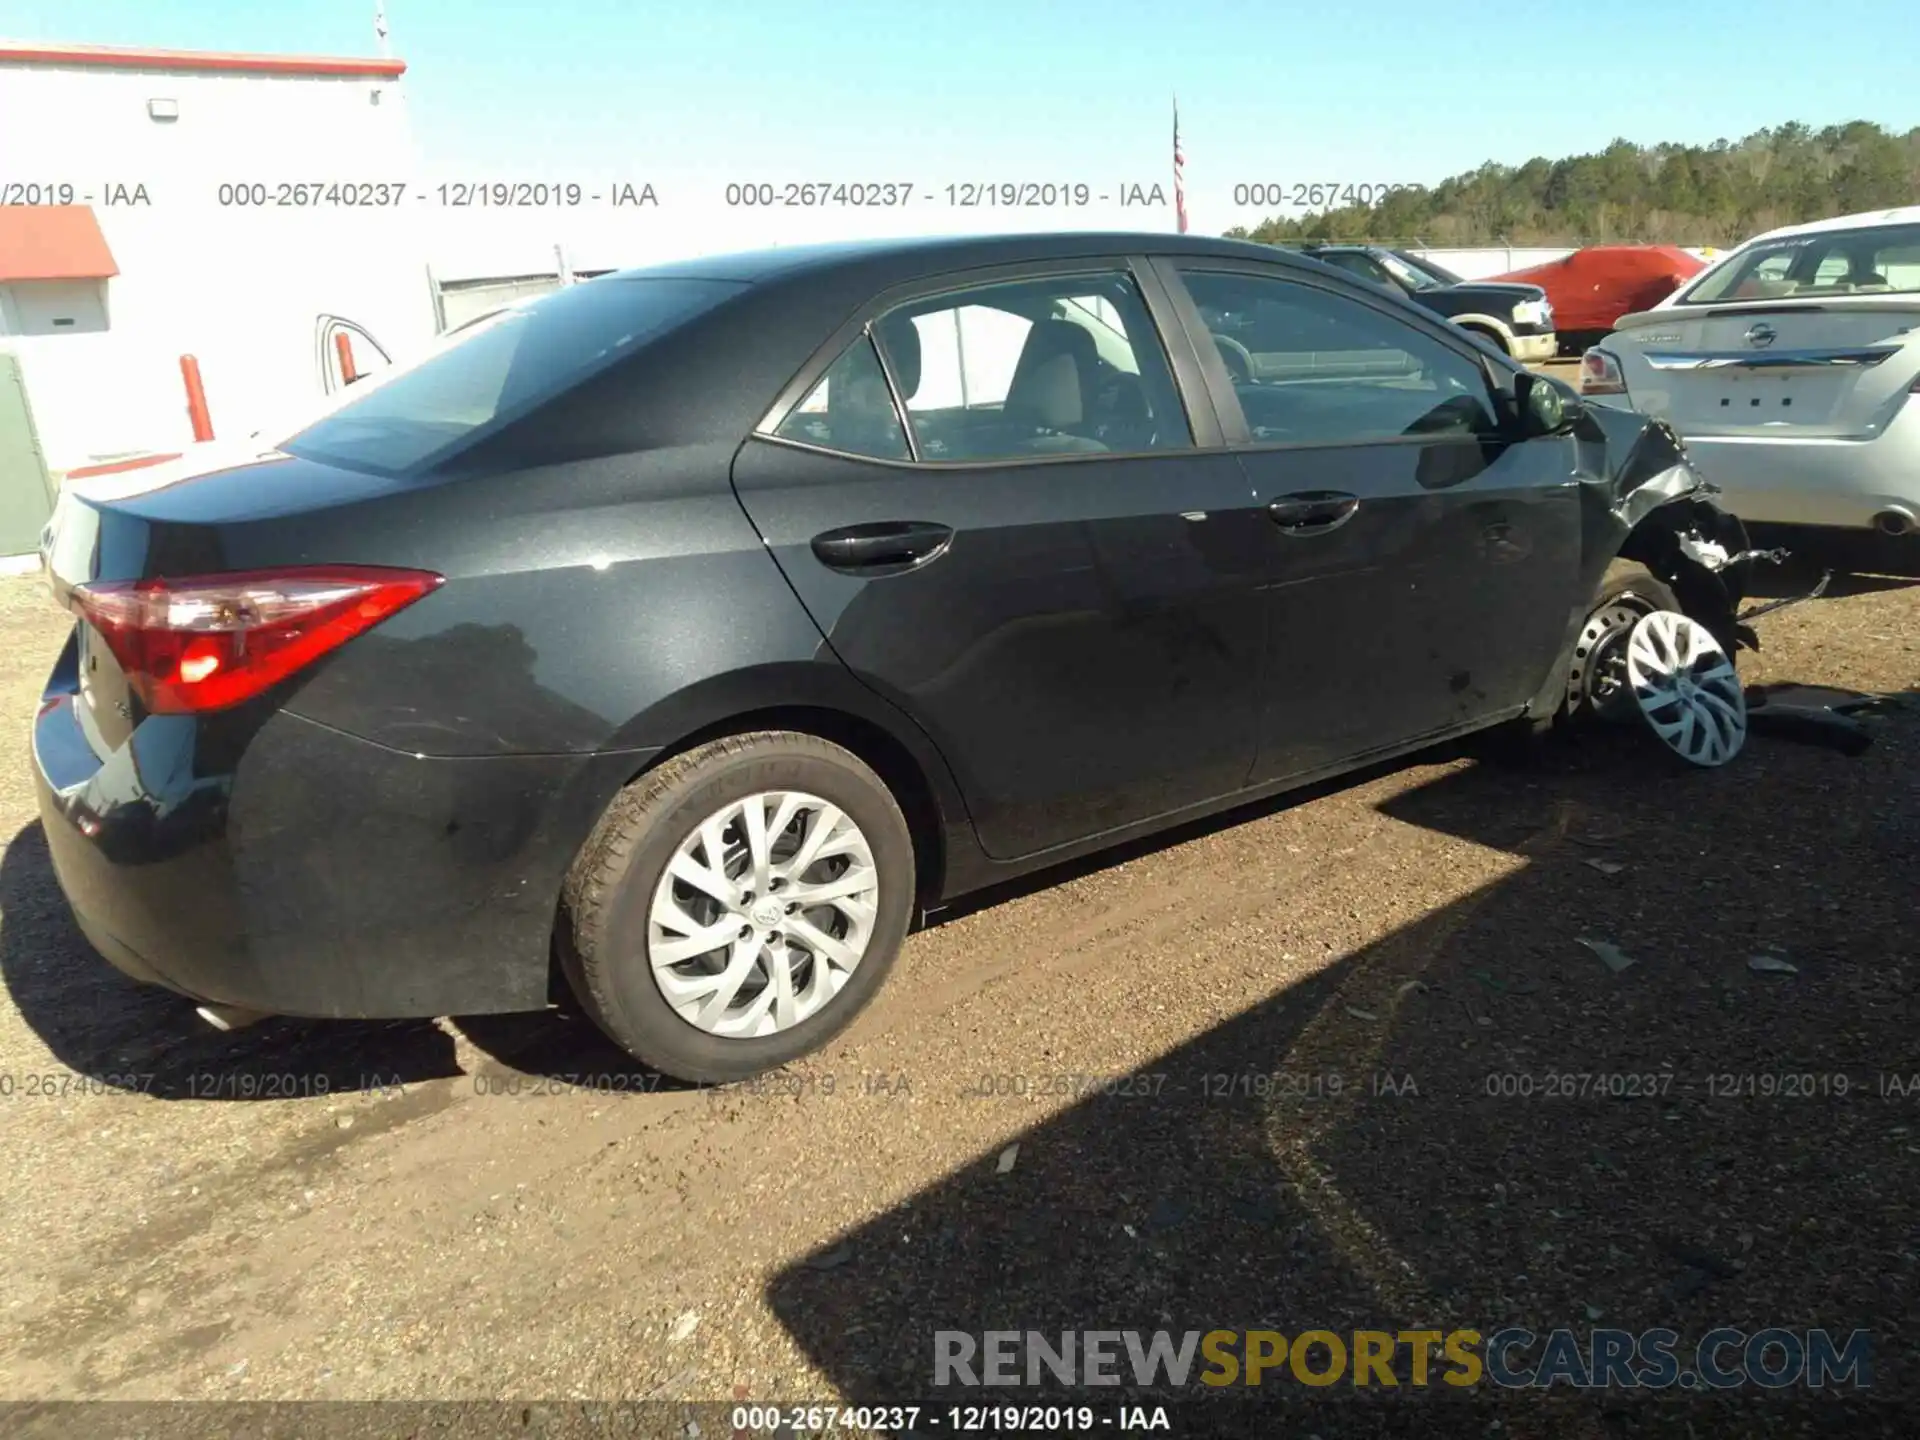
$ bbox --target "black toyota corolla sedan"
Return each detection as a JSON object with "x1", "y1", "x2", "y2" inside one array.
[{"x1": 34, "y1": 231, "x2": 1763, "y2": 1083}]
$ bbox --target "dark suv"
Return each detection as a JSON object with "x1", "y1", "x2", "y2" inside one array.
[
  {"x1": 1300, "y1": 244, "x2": 1558, "y2": 362},
  {"x1": 34, "y1": 231, "x2": 1754, "y2": 1083}
]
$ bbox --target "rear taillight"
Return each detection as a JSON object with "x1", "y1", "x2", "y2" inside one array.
[
  {"x1": 1580, "y1": 347, "x2": 1626, "y2": 396},
  {"x1": 70, "y1": 566, "x2": 443, "y2": 714}
]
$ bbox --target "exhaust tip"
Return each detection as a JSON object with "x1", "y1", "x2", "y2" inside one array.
[
  {"x1": 196, "y1": 1003, "x2": 273, "y2": 1032},
  {"x1": 1871, "y1": 510, "x2": 1914, "y2": 536}
]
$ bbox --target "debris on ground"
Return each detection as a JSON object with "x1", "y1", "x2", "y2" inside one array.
[
  {"x1": 1748, "y1": 954, "x2": 1800, "y2": 975},
  {"x1": 995, "y1": 1144, "x2": 1019, "y2": 1174},
  {"x1": 668, "y1": 1311, "x2": 699, "y2": 1343},
  {"x1": 1577, "y1": 938, "x2": 1638, "y2": 974},
  {"x1": 1745, "y1": 683, "x2": 1880, "y2": 755},
  {"x1": 1583, "y1": 858, "x2": 1626, "y2": 876}
]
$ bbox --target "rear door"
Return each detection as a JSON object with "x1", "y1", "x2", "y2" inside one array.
[
  {"x1": 1610, "y1": 222, "x2": 1920, "y2": 440},
  {"x1": 1150, "y1": 256, "x2": 1583, "y2": 782},
  {"x1": 731, "y1": 259, "x2": 1273, "y2": 862}
]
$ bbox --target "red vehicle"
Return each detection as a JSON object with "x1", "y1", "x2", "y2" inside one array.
[{"x1": 1491, "y1": 245, "x2": 1707, "y2": 352}]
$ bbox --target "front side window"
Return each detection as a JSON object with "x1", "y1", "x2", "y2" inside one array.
[
  {"x1": 282, "y1": 276, "x2": 745, "y2": 475},
  {"x1": 864, "y1": 271, "x2": 1193, "y2": 462},
  {"x1": 1679, "y1": 222, "x2": 1920, "y2": 304},
  {"x1": 1178, "y1": 267, "x2": 1498, "y2": 446}
]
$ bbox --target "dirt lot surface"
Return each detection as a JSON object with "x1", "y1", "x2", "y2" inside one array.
[{"x1": 1, "y1": 557, "x2": 1915, "y2": 1439}]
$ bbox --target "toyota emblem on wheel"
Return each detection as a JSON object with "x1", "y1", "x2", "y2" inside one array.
[{"x1": 1744, "y1": 322, "x2": 1776, "y2": 348}]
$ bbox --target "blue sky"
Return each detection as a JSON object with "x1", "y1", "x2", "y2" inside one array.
[{"x1": 4, "y1": 0, "x2": 1916, "y2": 249}]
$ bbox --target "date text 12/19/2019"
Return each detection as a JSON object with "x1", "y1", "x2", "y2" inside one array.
[
  {"x1": 722, "y1": 181, "x2": 1170, "y2": 208},
  {"x1": 731, "y1": 1404, "x2": 1172, "y2": 1432},
  {"x1": 213, "y1": 182, "x2": 659, "y2": 208}
]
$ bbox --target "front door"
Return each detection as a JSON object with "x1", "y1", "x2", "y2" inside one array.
[
  {"x1": 731, "y1": 262, "x2": 1270, "y2": 860},
  {"x1": 1158, "y1": 259, "x2": 1583, "y2": 783}
]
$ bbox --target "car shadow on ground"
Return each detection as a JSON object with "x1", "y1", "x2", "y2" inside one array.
[
  {"x1": 0, "y1": 813, "x2": 710, "y2": 1098},
  {"x1": 0, "y1": 746, "x2": 1458, "y2": 1103},
  {"x1": 0, "y1": 817, "x2": 678, "y2": 1099},
  {"x1": 764, "y1": 695, "x2": 1917, "y2": 1437},
  {"x1": 0, "y1": 820, "x2": 468, "y2": 1098}
]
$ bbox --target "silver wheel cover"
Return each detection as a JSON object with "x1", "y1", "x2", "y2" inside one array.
[
  {"x1": 1625, "y1": 610, "x2": 1747, "y2": 767},
  {"x1": 648, "y1": 791, "x2": 879, "y2": 1038}
]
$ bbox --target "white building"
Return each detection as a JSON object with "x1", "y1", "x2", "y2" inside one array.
[{"x1": 0, "y1": 40, "x2": 439, "y2": 487}]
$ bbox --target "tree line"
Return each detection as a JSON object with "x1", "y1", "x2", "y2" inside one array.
[{"x1": 1224, "y1": 121, "x2": 1919, "y2": 248}]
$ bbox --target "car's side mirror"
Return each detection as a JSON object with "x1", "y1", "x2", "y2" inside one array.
[{"x1": 1516, "y1": 370, "x2": 1579, "y2": 437}]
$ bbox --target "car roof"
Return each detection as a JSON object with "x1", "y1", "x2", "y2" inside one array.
[
  {"x1": 1744, "y1": 204, "x2": 1920, "y2": 246},
  {"x1": 601, "y1": 231, "x2": 1319, "y2": 285}
]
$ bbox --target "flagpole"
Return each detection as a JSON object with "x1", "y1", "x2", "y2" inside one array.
[
  {"x1": 1173, "y1": 94, "x2": 1181, "y2": 235},
  {"x1": 375, "y1": 1, "x2": 392, "y2": 59}
]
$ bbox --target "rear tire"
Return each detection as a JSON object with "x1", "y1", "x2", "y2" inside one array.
[{"x1": 560, "y1": 731, "x2": 915, "y2": 1084}]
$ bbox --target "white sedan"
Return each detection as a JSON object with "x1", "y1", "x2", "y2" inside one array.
[{"x1": 1580, "y1": 206, "x2": 1920, "y2": 551}]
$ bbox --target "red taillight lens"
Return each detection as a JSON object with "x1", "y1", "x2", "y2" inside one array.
[
  {"x1": 70, "y1": 565, "x2": 444, "y2": 715},
  {"x1": 1580, "y1": 347, "x2": 1626, "y2": 396}
]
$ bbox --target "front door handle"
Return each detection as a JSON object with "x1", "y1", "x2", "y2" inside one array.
[
  {"x1": 811, "y1": 520, "x2": 954, "y2": 572},
  {"x1": 1267, "y1": 491, "x2": 1359, "y2": 534}
]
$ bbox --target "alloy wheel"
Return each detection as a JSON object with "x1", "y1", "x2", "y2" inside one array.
[{"x1": 647, "y1": 791, "x2": 880, "y2": 1037}]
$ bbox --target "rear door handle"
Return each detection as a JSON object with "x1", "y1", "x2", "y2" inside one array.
[
  {"x1": 810, "y1": 520, "x2": 954, "y2": 572},
  {"x1": 1267, "y1": 491, "x2": 1359, "y2": 534}
]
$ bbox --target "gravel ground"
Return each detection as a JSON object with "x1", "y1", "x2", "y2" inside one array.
[{"x1": 0, "y1": 558, "x2": 1915, "y2": 1439}]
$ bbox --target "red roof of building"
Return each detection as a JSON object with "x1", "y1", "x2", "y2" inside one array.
[
  {"x1": 0, "y1": 205, "x2": 120, "y2": 283},
  {"x1": 0, "y1": 41, "x2": 405, "y2": 78}
]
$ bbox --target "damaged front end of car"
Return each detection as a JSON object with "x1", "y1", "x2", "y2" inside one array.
[{"x1": 1526, "y1": 402, "x2": 1825, "y2": 734}]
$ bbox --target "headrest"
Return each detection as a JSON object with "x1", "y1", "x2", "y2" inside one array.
[
  {"x1": 1006, "y1": 320, "x2": 1098, "y2": 429},
  {"x1": 874, "y1": 313, "x2": 921, "y2": 399}
]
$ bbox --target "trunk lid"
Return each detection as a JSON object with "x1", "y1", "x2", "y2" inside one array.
[
  {"x1": 41, "y1": 446, "x2": 423, "y2": 750},
  {"x1": 1609, "y1": 297, "x2": 1920, "y2": 439}
]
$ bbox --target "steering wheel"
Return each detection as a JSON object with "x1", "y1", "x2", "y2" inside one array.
[{"x1": 1213, "y1": 334, "x2": 1254, "y2": 384}]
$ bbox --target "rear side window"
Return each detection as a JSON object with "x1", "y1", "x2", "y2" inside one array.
[
  {"x1": 1680, "y1": 222, "x2": 1920, "y2": 304},
  {"x1": 774, "y1": 335, "x2": 912, "y2": 461},
  {"x1": 282, "y1": 277, "x2": 745, "y2": 474},
  {"x1": 870, "y1": 271, "x2": 1192, "y2": 462}
]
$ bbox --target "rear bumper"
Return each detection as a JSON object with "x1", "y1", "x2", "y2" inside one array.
[
  {"x1": 32, "y1": 663, "x2": 654, "y2": 1018},
  {"x1": 1591, "y1": 391, "x2": 1920, "y2": 531}
]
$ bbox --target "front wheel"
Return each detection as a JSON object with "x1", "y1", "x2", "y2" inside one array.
[
  {"x1": 1565, "y1": 559, "x2": 1682, "y2": 724},
  {"x1": 1482, "y1": 557, "x2": 1681, "y2": 763},
  {"x1": 560, "y1": 731, "x2": 915, "y2": 1083}
]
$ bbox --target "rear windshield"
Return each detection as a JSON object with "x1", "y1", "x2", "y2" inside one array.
[
  {"x1": 282, "y1": 276, "x2": 746, "y2": 474},
  {"x1": 1678, "y1": 222, "x2": 1920, "y2": 305}
]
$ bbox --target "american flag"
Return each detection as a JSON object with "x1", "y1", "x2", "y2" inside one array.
[{"x1": 1173, "y1": 100, "x2": 1188, "y2": 234}]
